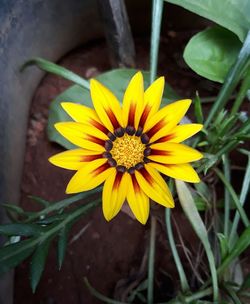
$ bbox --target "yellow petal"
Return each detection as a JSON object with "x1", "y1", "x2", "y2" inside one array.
[
  {"x1": 61, "y1": 102, "x2": 108, "y2": 134},
  {"x1": 143, "y1": 99, "x2": 192, "y2": 143},
  {"x1": 55, "y1": 122, "x2": 107, "y2": 151},
  {"x1": 149, "y1": 142, "x2": 203, "y2": 164},
  {"x1": 139, "y1": 76, "x2": 165, "y2": 128},
  {"x1": 150, "y1": 162, "x2": 200, "y2": 183},
  {"x1": 49, "y1": 149, "x2": 102, "y2": 170},
  {"x1": 122, "y1": 71, "x2": 144, "y2": 129},
  {"x1": 66, "y1": 159, "x2": 113, "y2": 193},
  {"x1": 102, "y1": 171, "x2": 128, "y2": 221},
  {"x1": 156, "y1": 124, "x2": 203, "y2": 143},
  {"x1": 90, "y1": 79, "x2": 124, "y2": 132},
  {"x1": 126, "y1": 174, "x2": 149, "y2": 224},
  {"x1": 135, "y1": 164, "x2": 174, "y2": 208}
]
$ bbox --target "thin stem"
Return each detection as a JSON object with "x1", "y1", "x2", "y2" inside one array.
[
  {"x1": 184, "y1": 287, "x2": 213, "y2": 303},
  {"x1": 214, "y1": 168, "x2": 249, "y2": 228},
  {"x1": 229, "y1": 155, "x2": 250, "y2": 247},
  {"x1": 231, "y1": 72, "x2": 250, "y2": 115},
  {"x1": 147, "y1": 215, "x2": 157, "y2": 304},
  {"x1": 150, "y1": 0, "x2": 164, "y2": 83},
  {"x1": 165, "y1": 209, "x2": 189, "y2": 292},
  {"x1": 205, "y1": 30, "x2": 250, "y2": 128},
  {"x1": 223, "y1": 155, "x2": 231, "y2": 238}
]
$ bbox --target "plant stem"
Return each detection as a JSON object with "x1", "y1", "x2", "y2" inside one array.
[
  {"x1": 165, "y1": 209, "x2": 189, "y2": 292},
  {"x1": 150, "y1": 0, "x2": 164, "y2": 83},
  {"x1": 214, "y1": 168, "x2": 249, "y2": 228},
  {"x1": 223, "y1": 155, "x2": 231, "y2": 238},
  {"x1": 205, "y1": 30, "x2": 250, "y2": 128},
  {"x1": 185, "y1": 287, "x2": 213, "y2": 303},
  {"x1": 229, "y1": 155, "x2": 250, "y2": 247},
  {"x1": 147, "y1": 215, "x2": 157, "y2": 304}
]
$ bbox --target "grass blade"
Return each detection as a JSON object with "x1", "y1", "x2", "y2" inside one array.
[
  {"x1": 223, "y1": 155, "x2": 231, "y2": 237},
  {"x1": 175, "y1": 180, "x2": 218, "y2": 302}
]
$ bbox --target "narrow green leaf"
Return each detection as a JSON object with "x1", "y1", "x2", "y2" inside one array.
[
  {"x1": 184, "y1": 26, "x2": 242, "y2": 83},
  {"x1": 0, "y1": 239, "x2": 35, "y2": 274},
  {"x1": 22, "y1": 57, "x2": 90, "y2": 89},
  {"x1": 150, "y1": 0, "x2": 164, "y2": 82},
  {"x1": 165, "y1": 0, "x2": 250, "y2": 42},
  {"x1": 194, "y1": 91, "x2": 204, "y2": 123},
  {"x1": 214, "y1": 168, "x2": 249, "y2": 228},
  {"x1": 218, "y1": 226, "x2": 250, "y2": 275},
  {"x1": 0, "y1": 223, "x2": 43, "y2": 237},
  {"x1": 30, "y1": 238, "x2": 52, "y2": 292},
  {"x1": 29, "y1": 196, "x2": 50, "y2": 208},
  {"x1": 240, "y1": 273, "x2": 250, "y2": 290},
  {"x1": 2, "y1": 204, "x2": 26, "y2": 216},
  {"x1": 57, "y1": 224, "x2": 72, "y2": 270},
  {"x1": 217, "y1": 233, "x2": 229, "y2": 261},
  {"x1": 175, "y1": 180, "x2": 218, "y2": 302}
]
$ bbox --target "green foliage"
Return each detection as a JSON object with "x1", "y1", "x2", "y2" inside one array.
[
  {"x1": 165, "y1": 0, "x2": 250, "y2": 42},
  {"x1": 184, "y1": 26, "x2": 242, "y2": 83}
]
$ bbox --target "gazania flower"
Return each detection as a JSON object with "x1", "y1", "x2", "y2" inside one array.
[{"x1": 49, "y1": 72, "x2": 203, "y2": 224}]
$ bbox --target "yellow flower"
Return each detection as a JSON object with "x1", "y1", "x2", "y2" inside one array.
[{"x1": 49, "y1": 72, "x2": 203, "y2": 224}]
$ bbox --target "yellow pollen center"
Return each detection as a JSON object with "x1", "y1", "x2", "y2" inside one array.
[{"x1": 111, "y1": 134, "x2": 145, "y2": 168}]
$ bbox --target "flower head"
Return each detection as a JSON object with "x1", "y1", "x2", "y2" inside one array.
[{"x1": 49, "y1": 72, "x2": 203, "y2": 224}]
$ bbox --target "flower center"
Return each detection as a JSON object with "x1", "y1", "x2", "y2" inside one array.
[{"x1": 111, "y1": 134, "x2": 145, "y2": 168}]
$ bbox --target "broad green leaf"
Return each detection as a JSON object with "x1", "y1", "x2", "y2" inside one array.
[
  {"x1": 30, "y1": 238, "x2": 52, "y2": 292},
  {"x1": 165, "y1": 0, "x2": 250, "y2": 42},
  {"x1": 0, "y1": 223, "x2": 43, "y2": 237},
  {"x1": 175, "y1": 180, "x2": 218, "y2": 301},
  {"x1": 47, "y1": 68, "x2": 179, "y2": 149},
  {"x1": 184, "y1": 26, "x2": 242, "y2": 83},
  {"x1": 0, "y1": 239, "x2": 35, "y2": 274}
]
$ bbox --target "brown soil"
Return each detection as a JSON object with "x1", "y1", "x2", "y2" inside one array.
[{"x1": 14, "y1": 34, "x2": 248, "y2": 304}]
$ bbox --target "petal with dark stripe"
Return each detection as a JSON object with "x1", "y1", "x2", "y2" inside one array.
[
  {"x1": 122, "y1": 72, "x2": 144, "y2": 129},
  {"x1": 61, "y1": 102, "x2": 108, "y2": 134},
  {"x1": 149, "y1": 142, "x2": 203, "y2": 164},
  {"x1": 55, "y1": 122, "x2": 108, "y2": 151},
  {"x1": 102, "y1": 171, "x2": 129, "y2": 221},
  {"x1": 66, "y1": 159, "x2": 113, "y2": 193},
  {"x1": 144, "y1": 99, "x2": 192, "y2": 143},
  {"x1": 139, "y1": 76, "x2": 164, "y2": 128},
  {"x1": 135, "y1": 164, "x2": 174, "y2": 208},
  {"x1": 156, "y1": 124, "x2": 203, "y2": 144},
  {"x1": 49, "y1": 149, "x2": 102, "y2": 170},
  {"x1": 149, "y1": 162, "x2": 200, "y2": 183},
  {"x1": 127, "y1": 174, "x2": 149, "y2": 224},
  {"x1": 90, "y1": 79, "x2": 124, "y2": 132}
]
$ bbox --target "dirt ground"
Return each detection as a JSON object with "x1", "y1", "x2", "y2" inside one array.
[{"x1": 14, "y1": 33, "x2": 248, "y2": 304}]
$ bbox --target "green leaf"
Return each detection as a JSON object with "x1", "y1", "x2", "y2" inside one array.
[
  {"x1": 0, "y1": 239, "x2": 35, "y2": 274},
  {"x1": 240, "y1": 273, "x2": 250, "y2": 290},
  {"x1": 0, "y1": 223, "x2": 43, "y2": 237},
  {"x1": 2, "y1": 204, "x2": 26, "y2": 216},
  {"x1": 29, "y1": 196, "x2": 50, "y2": 208},
  {"x1": 165, "y1": 0, "x2": 250, "y2": 42},
  {"x1": 57, "y1": 224, "x2": 71, "y2": 270},
  {"x1": 217, "y1": 233, "x2": 229, "y2": 261},
  {"x1": 184, "y1": 26, "x2": 242, "y2": 83},
  {"x1": 21, "y1": 57, "x2": 90, "y2": 89},
  {"x1": 194, "y1": 91, "x2": 204, "y2": 124},
  {"x1": 47, "y1": 68, "x2": 179, "y2": 149},
  {"x1": 218, "y1": 226, "x2": 250, "y2": 275},
  {"x1": 175, "y1": 180, "x2": 218, "y2": 302},
  {"x1": 30, "y1": 238, "x2": 52, "y2": 292}
]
